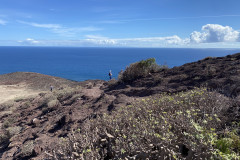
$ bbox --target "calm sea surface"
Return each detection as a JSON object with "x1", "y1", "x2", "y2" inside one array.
[{"x1": 0, "y1": 47, "x2": 239, "y2": 81}]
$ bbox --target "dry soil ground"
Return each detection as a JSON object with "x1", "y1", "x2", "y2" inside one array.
[{"x1": 0, "y1": 83, "x2": 44, "y2": 104}]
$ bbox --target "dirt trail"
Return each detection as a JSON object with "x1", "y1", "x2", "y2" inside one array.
[{"x1": 0, "y1": 83, "x2": 43, "y2": 104}]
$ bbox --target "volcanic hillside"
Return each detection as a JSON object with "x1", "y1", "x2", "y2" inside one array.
[
  {"x1": 0, "y1": 53, "x2": 239, "y2": 160},
  {"x1": 0, "y1": 72, "x2": 79, "y2": 90},
  {"x1": 106, "y1": 53, "x2": 240, "y2": 97}
]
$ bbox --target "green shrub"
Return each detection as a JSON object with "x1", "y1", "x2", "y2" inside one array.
[
  {"x1": 2, "y1": 118, "x2": 15, "y2": 129},
  {"x1": 119, "y1": 58, "x2": 163, "y2": 83},
  {"x1": 21, "y1": 101, "x2": 31, "y2": 109},
  {"x1": 213, "y1": 130, "x2": 240, "y2": 159},
  {"x1": 14, "y1": 97, "x2": 25, "y2": 102},
  {"x1": 230, "y1": 132, "x2": 240, "y2": 152},
  {"x1": 0, "y1": 101, "x2": 14, "y2": 111},
  {"x1": 215, "y1": 138, "x2": 233, "y2": 154},
  {"x1": 54, "y1": 87, "x2": 76, "y2": 101},
  {"x1": 44, "y1": 94, "x2": 57, "y2": 102},
  {"x1": 47, "y1": 99, "x2": 60, "y2": 108},
  {"x1": 20, "y1": 140, "x2": 35, "y2": 157},
  {"x1": 7, "y1": 126, "x2": 22, "y2": 137}
]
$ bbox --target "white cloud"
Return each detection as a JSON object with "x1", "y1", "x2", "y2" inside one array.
[
  {"x1": 82, "y1": 36, "x2": 187, "y2": 47},
  {"x1": 112, "y1": 36, "x2": 189, "y2": 47},
  {"x1": 98, "y1": 20, "x2": 124, "y2": 24},
  {"x1": 18, "y1": 20, "x2": 61, "y2": 29},
  {"x1": 18, "y1": 38, "x2": 40, "y2": 45},
  {"x1": 16, "y1": 35, "x2": 189, "y2": 47},
  {"x1": 13, "y1": 24, "x2": 240, "y2": 48},
  {"x1": 106, "y1": 15, "x2": 240, "y2": 23},
  {"x1": 86, "y1": 39, "x2": 117, "y2": 46},
  {"x1": 190, "y1": 24, "x2": 240, "y2": 43},
  {"x1": 0, "y1": 19, "x2": 7, "y2": 25},
  {"x1": 17, "y1": 20, "x2": 102, "y2": 37},
  {"x1": 85, "y1": 35, "x2": 109, "y2": 39}
]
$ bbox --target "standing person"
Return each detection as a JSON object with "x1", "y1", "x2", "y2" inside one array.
[
  {"x1": 50, "y1": 85, "x2": 53, "y2": 92},
  {"x1": 109, "y1": 70, "x2": 112, "y2": 80}
]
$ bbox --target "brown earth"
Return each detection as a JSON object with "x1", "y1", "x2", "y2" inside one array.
[
  {"x1": 0, "y1": 73, "x2": 133, "y2": 159},
  {"x1": 0, "y1": 53, "x2": 240, "y2": 159},
  {"x1": 0, "y1": 72, "x2": 79, "y2": 90},
  {"x1": 106, "y1": 53, "x2": 240, "y2": 97}
]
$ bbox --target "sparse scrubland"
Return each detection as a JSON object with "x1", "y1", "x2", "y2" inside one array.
[
  {"x1": 46, "y1": 58, "x2": 240, "y2": 160},
  {"x1": 0, "y1": 54, "x2": 240, "y2": 160},
  {"x1": 47, "y1": 88, "x2": 240, "y2": 160}
]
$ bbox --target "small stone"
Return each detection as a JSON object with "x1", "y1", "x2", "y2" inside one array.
[
  {"x1": 105, "y1": 132, "x2": 114, "y2": 138},
  {"x1": 101, "y1": 139, "x2": 107, "y2": 142},
  {"x1": 72, "y1": 152, "x2": 80, "y2": 157}
]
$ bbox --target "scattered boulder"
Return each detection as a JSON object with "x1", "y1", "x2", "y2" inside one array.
[{"x1": 31, "y1": 118, "x2": 40, "y2": 127}]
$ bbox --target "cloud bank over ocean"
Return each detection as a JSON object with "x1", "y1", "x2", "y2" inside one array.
[{"x1": 13, "y1": 24, "x2": 240, "y2": 48}]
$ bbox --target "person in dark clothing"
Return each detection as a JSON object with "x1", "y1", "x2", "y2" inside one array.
[
  {"x1": 50, "y1": 85, "x2": 53, "y2": 92},
  {"x1": 109, "y1": 70, "x2": 112, "y2": 80}
]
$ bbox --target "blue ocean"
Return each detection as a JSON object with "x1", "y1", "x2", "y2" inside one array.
[{"x1": 0, "y1": 47, "x2": 239, "y2": 81}]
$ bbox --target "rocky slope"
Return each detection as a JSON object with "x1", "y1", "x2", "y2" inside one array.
[
  {"x1": 106, "y1": 53, "x2": 240, "y2": 97},
  {"x1": 0, "y1": 53, "x2": 239, "y2": 159},
  {"x1": 0, "y1": 72, "x2": 79, "y2": 90}
]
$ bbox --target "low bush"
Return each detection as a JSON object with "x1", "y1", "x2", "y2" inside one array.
[
  {"x1": 0, "y1": 130, "x2": 11, "y2": 150},
  {"x1": 0, "y1": 101, "x2": 14, "y2": 111},
  {"x1": 21, "y1": 101, "x2": 32, "y2": 109},
  {"x1": 54, "y1": 87, "x2": 77, "y2": 101},
  {"x1": 47, "y1": 88, "x2": 240, "y2": 159},
  {"x1": 69, "y1": 94, "x2": 82, "y2": 103},
  {"x1": 118, "y1": 58, "x2": 166, "y2": 83},
  {"x1": 2, "y1": 118, "x2": 15, "y2": 129},
  {"x1": 70, "y1": 94, "x2": 81, "y2": 100},
  {"x1": 6, "y1": 126, "x2": 22, "y2": 137},
  {"x1": 47, "y1": 99, "x2": 60, "y2": 108},
  {"x1": 14, "y1": 97, "x2": 25, "y2": 102},
  {"x1": 44, "y1": 94, "x2": 57, "y2": 102}
]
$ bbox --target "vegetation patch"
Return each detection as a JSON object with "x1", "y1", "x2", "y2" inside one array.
[
  {"x1": 118, "y1": 58, "x2": 167, "y2": 83},
  {"x1": 47, "y1": 99, "x2": 60, "y2": 108},
  {"x1": 0, "y1": 130, "x2": 11, "y2": 150},
  {"x1": 47, "y1": 88, "x2": 239, "y2": 159},
  {"x1": 6, "y1": 126, "x2": 22, "y2": 137},
  {"x1": 2, "y1": 118, "x2": 15, "y2": 129}
]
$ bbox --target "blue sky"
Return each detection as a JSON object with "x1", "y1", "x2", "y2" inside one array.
[{"x1": 1, "y1": 0, "x2": 240, "y2": 47}]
